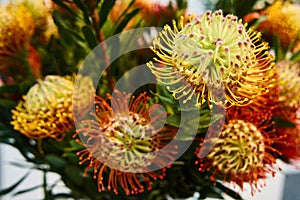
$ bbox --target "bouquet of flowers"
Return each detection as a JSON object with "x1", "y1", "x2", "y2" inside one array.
[{"x1": 0, "y1": 0, "x2": 299, "y2": 199}]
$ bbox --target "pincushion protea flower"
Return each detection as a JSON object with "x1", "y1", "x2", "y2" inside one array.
[
  {"x1": 147, "y1": 10, "x2": 275, "y2": 108},
  {"x1": 16, "y1": 0, "x2": 58, "y2": 44},
  {"x1": 274, "y1": 107, "x2": 300, "y2": 160},
  {"x1": 75, "y1": 91, "x2": 177, "y2": 195},
  {"x1": 195, "y1": 105, "x2": 278, "y2": 195},
  {"x1": 0, "y1": 3, "x2": 34, "y2": 69},
  {"x1": 11, "y1": 75, "x2": 94, "y2": 140},
  {"x1": 259, "y1": 0, "x2": 300, "y2": 52},
  {"x1": 110, "y1": 0, "x2": 176, "y2": 29},
  {"x1": 275, "y1": 60, "x2": 300, "y2": 110}
]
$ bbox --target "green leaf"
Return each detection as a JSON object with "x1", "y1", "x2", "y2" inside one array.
[
  {"x1": 52, "y1": 10, "x2": 85, "y2": 43},
  {"x1": 0, "y1": 85, "x2": 19, "y2": 94},
  {"x1": 98, "y1": 0, "x2": 117, "y2": 29},
  {"x1": 52, "y1": 0, "x2": 78, "y2": 16},
  {"x1": 73, "y1": 0, "x2": 92, "y2": 25},
  {"x1": 52, "y1": 193, "x2": 74, "y2": 199},
  {"x1": 114, "y1": 8, "x2": 140, "y2": 34},
  {"x1": 215, "y1": 181, "x2": 242, "y2": 199},
  {"x1": 0, "y1": 99, "x2": 17, "y2": 108},
  {"x1": 45, "y1": 155, "x2": 68, "y2": 171},
  {"x1": 290, "y1": 50, "x2": 300, "y2": 62},
  {"x1": 0, "y1": 171, "x2": 30, "y2": 195},
  {"x1": 64, "y1": 165, "x2": 85, "y2": 187},
  {"x1": 13, "y1": 184, "x2": 42, "y2": 196},
  {"x1": 82, "y1": 25, "x2": 99, "y2": 49}
]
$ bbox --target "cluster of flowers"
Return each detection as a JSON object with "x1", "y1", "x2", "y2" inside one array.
[{"x1": 1, "y1": 0, "x2": 300, "y2": 197}]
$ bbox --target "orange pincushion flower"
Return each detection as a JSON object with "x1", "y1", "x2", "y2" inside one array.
[
  {"x1": 259, "y1": 0, "x2": 300, "y2": 51},
  {"x1": 274, "y1": 108, "x2": 300, "y2": 160},
  {"x1": 196, "y1": 103, "x2": 278, "y2": 195},
  {"x1": 147, "y1": 10, "x2": 275, "y2": 108},
  {"x1": 75, "y1": 91, "x2": 177, "y2": 195}
]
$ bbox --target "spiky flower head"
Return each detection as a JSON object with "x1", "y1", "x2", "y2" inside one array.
[
  {"x1": 0, "y1": 3, "x2": 34, "y2": 69},
  {"x1": 196, "y1": 107, "x2": 277, "y2": 195},
  {"x1": 16, "y1": 0, "x2": 58, "y2": 44},
  {"x1": 11, "y1": 75, "x2": 94, "y2": 140},
  {"x1": 147, "y1": 10, "x2": 275, "y2": 108},
  {"x1": 75, "y1": 91, "x2": 177, "y2": 195},
  {"x1": 274, "y1": 107, "x2": 300, "y2": 160},
  {"x1": 260, "y1": 0, "x2": 300, "y2": 52},
  {"x1": 275, "y1": 60, "x2": 300, "y2": 110}
]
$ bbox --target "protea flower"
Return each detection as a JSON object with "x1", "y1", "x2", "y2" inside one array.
[
  {"x1": 275, "y1": 60, "x2": 300, "y2": 110},
  {"x1": 0, "y1": 3, "x2": 34, "y2": 71},
  {"x1": 11, "y1": 75, "x2": 94, "y2": 140},
  {"x1": 147, "y1": 10, "x2": 275, "y2": 108},
  {"x1": 274, "y1": 106, "x2": 300, "y2": 160},
  {"x1": 259, "y1": 0, "x2": 300, "y2": 52},
  {"x1": 16, "y1": 0, "x2": 58, "y2": 44},
  {"x1": 196, "y1": 105, "x2": 278, "y2": 195},
  {"x1": 110, "y1": 0, "x2": 177, "y2": 29},
  {"x1": 75, "y1": 91, "x2": 177, "y2": 195}
]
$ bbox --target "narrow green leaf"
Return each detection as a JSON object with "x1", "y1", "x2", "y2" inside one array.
[
  {"x1": 0, "y1": 85, "x2": 20, "y2": 94},
  {"x1": 114, "y1": 8, "x2": 140, "y2": 34},
  {"x1": 13, "y1": 185, "x2": 42, "y2": 196},
  {"x1": 52, "y1": 10, "x2": 85, "y2": 42},
  {"x1": 45, "y1": 155, "x2": 68, "y2": 170},
  {"x1": 52, "y1": 193, "x2": 74, "y2": 199},
  {"x1": 73, "y1": 0, "x2": 88, "y2": 12},
  {"x1": 98, "y1": 0, "x2": 116, "y2": 29},
  {"x1": 82, "y1": 25, "x2": 99, "y2": 49},
  {"x1": 215, "y1": 181, "x2": 242, "y2": 199},
  {"x1": 0, "y1": 99, "x2": 17, "y2": 108},
  {"x1": 64, "y1": 165, "x2": 85, "y2": 187},
  {"x1": 290, "y1": 50, "x2": 300, "y2": 62},
  {"x1": 9, "y1": 161, "x2": 33, "y2": 169},
  {"x1": 52, "y1": 0, "x2": 78, "y2": 16},
  {"x1": 0, "y1": 171, "x2": 30, "y2": 195},
  {"x1": 73, "y1": 0, "x2": 92, "y2": 25}
]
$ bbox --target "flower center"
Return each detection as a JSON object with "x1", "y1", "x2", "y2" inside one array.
[
  {"x1": 101, "y1": 113, "x2": 157, "y2": 172},
  {"x1": 207, "y1": 119, "x2": 265, "y2": 174},
  {"x1": 172, "y1": 11, "x2": 254, "y2": 89}
]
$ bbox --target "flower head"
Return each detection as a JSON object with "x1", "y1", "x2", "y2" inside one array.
[
  {"x1": 260, "y1": 0, "x2": 300, "y2": 52},
  {"x1": 16, "y1": 0, "x2": 58, "y2": 44},
  {"x1": 274, "y1": 107, "x2": 300, "y2": 160},
  {"x1": 275, "y1": 60, "x2": 300, "y2": 110},
  {"x1": 110, "y1": 0, "x2": 177, "y2": 29},
  {"x1": 75, "y1": 91, "x2": 177, "y2": 195},
  {"x1": 147, "y1": 10, "x2": 275, "y2": 108},
  {"x1": 0, "y1": 3, "x2": 34, "y2": 67},
  {"x1": 11, "y1": 75, "x2": 94, "y2": 140},
  {"x1": 196, "y1": 106, "x2": 277, "y2": 195}
]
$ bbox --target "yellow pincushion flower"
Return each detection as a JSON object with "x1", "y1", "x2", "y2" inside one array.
[
  {"x1": 16, "y1": 0, "x2": 58, "y2": 44},
  {"x1": 196, "y1": 118, "x2": 277, "y2": 195},
  {"x1": 11, "y1": 75, "x2": 94, "y2": 140},
  {"x1": 260, "y1": 0, "x2": 300, "y2": 51},
  {"x1": 0, "y1": 3, "x2": 34, "y2": 67},
  {"x1": 147, "y1": 10, "x2": 275, "y2": 108},
  {"x1": 276, "y1": 60, "x2": 300, "y2": 109}
]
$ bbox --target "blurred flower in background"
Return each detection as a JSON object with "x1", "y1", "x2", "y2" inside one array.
[{"x1": 0, "y1": 3, "x2": 34, "y2": 77}]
